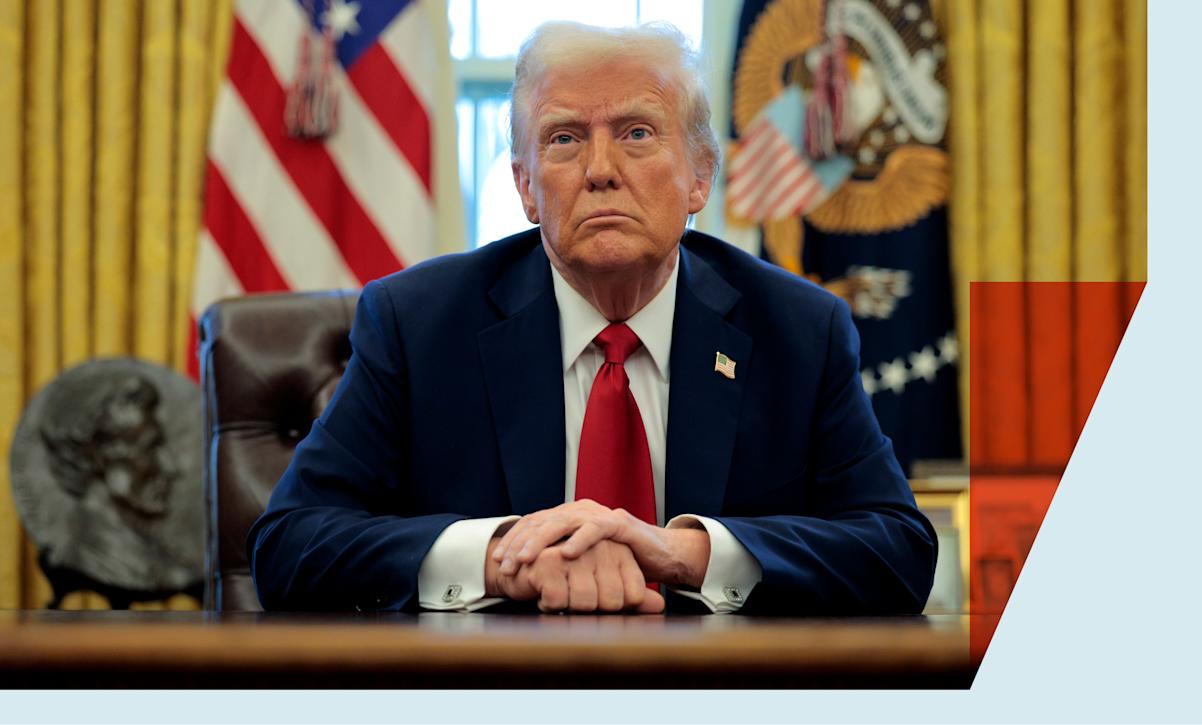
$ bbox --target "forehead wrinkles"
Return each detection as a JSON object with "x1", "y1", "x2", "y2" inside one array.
[
  {"x1": 535, "y1": 96, "x2": 672, "y2": 133},
  {"x1": 529, "y1": 64, "x2": 679, "y2": 131}
]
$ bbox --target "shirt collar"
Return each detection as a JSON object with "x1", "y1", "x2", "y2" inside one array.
[{"x1": 550, "y1": 251, "x2": 679, "y2": 379}]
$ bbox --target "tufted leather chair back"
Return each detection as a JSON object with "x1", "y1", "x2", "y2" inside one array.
[{"x1": 199, "y1": 290, "x2": 359, "y2": 610}]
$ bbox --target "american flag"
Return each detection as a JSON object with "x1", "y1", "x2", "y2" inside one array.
[
  {"x1": 713, "y1": 352, "x2": 736, "y2": 380},
  {"x1": 726, "y1": 86, "x2": 853, "y2": 222},
  {"x1": 189, "y1": 0, "x2": 451, "y2": 376}
]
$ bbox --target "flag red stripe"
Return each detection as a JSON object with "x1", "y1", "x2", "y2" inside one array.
[
  {"x1": 729, "y1": 131, "x2": 790, "y2": 203},
  {"x1": 728, "y1": 125, "x2": 777, "y2": 188},
  {"x1": 755, "y1": 161, "x2": 805, "y2": 216},
  {"x1": 345, "y1": 43, "x2": 432, "y2": 194},
  {"x1": 784, "y1": 175, "x2": 821, "y2": 217},
  {"x1": 749, "y1": 151, "x2": 804, "y2": 219},
  {"x1": 227, "y1": 20, "x2": 404, "y2": 283},
  {"x1": 793, "y1": 175, "x2": 824, "y2": 214},
  {"x1": 759, "y1": 167, "x2": 809, "y2": 219},
  {"x1": 202, "y1": 160, "x2": 290, "y2": 292},
  {"x1": 727, "y1": 118, "x2": 771, "y2": 174}
]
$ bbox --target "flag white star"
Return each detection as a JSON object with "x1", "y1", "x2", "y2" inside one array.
[
  {"x1": 323, "y1": 0, "x2": 361, "y2": 41},
  {"x1": 938, "y1": 333, "x2": 959, "y2": 364},
  {"x1": 861, "y1": 369, "x2": 878, "y2": 396},
  {"x1": 909, "y1": 345, "x2": 940, "y2": 382},
  {"x1": 878, "y1": 358, "x2": 908, "y2": 394}
]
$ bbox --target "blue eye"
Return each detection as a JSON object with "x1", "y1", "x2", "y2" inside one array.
[
  {"x1": 630, "y1": 128, "x2": 648, "y2": 140},
  {"x1": 553, "y1": 134, "x2": 573, "y2": 145}
]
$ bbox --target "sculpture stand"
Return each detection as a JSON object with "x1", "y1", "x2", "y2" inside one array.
[{"x1": 39, "y1": 550, "x2": 203, "y2": 610}]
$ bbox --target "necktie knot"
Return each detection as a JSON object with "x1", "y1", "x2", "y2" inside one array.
[{"x1": 593, "y1": 323, "x2": 642, "y2": 364}]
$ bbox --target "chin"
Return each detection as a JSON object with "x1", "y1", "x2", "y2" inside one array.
[{"x1": 574, "y1": 234, "x2": 657, "y2": 274}]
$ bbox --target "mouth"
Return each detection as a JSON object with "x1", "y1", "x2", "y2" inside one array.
[{"x1": 581, "y1": 209, "x2": 633, "y2": 225}]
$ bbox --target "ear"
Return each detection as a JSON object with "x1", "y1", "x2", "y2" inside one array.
[
  {"x1": 687, "y1": 168, "x2": 713, "y2": 215},
  {"x1": 511, "y1": 161, "x2": 540, "y2": 224}
]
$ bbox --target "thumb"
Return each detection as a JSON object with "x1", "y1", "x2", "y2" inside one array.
[{"x1": 635, "y1": 586, "x2": 666, "y2": 614}]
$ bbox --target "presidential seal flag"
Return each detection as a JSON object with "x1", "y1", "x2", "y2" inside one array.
[
  {"x1": 188, "y1": 0, "x2": 457, "y2": 377},
  {"x1": 729, "y1": 0, "x2": 961, "y2": 473}
]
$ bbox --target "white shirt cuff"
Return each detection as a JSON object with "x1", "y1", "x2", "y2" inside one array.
[
  {"x1": 666, "y1": 514, "x2": 762, "y2": 613},
  {"x1": 417, "y1": 515, "x2": 519, "y2": 612}
]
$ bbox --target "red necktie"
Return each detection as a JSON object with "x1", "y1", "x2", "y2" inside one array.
[{"x1": 574, "y1": 323, "x2": 656, "y2": 527}]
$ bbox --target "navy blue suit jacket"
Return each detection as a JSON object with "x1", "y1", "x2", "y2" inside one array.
[{"x1": 248, "y1": 229, "x2": 937, "y2": 614}]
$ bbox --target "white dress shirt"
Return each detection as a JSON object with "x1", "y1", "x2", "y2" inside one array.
[{"x1": 418, "y1": 252, "x2": 762, "y2": 612}]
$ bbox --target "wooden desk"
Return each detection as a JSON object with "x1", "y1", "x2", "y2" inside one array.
[{"x1": 0, "y1": 611, "x2": 977, "y2": 688}]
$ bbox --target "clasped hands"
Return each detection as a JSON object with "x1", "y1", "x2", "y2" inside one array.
[{"x1": 483, "y1": 499, "x2": 710, "y2": 614}]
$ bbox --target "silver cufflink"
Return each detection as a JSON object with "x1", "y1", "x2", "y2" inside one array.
[
  {"x1": 723, "y1": 586, "x2": 743, "y2": 604},
  {"x1": 442, "y1": 584, "x2": 462, "y2": 603}
]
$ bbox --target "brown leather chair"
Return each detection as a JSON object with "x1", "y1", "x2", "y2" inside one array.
[{"x1": 199, "y1": 290, "x2": 360, "y2": 610}]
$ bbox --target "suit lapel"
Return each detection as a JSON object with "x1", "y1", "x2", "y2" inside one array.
[
  {"x1": 477, "y1": 240, "x2": 566, "y2": 515},
  {"x1": 665, "y1": 244, "x2": 752, "y2": 520}
]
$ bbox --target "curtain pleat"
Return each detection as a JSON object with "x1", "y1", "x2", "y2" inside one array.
[
  {"x1": 134, "y1": 0, "x2": 178, "y2": 364},
  {"x1": 171, "y1": 0, "x2": 212, "y2": 374},
  {"x1": 25, "y1": 0, "x2": 60, "y2": 393},
  {"x1": 93, "y1": 0, "x2": 139, "y2": 358},
  {"x1": 1074, "y1": 0, "x2": 1122, "y2": 282},
  {"x1": 944, "y1": 0, "x2": 980, "y2": 451},
  {"x1": 0, "y1": 0, "x2": 27, "y2": 610},
  {"x1": 1027, "y1": 283, "x2": 1074, "y2": 466},
  {"x1": 61, "y1": 3, "x2": 96, "y2": 370},
  {"x1": 1123, "y1": 0, "x2": 1147, "y2": 285},
  {"x1": 1025, "y1": 0, "x2": 1071, "y2": 282}
]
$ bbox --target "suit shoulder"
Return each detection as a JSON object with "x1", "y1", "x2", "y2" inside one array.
[{"x1": 368, "y1": 228, "x2": 541, "y2": 310}]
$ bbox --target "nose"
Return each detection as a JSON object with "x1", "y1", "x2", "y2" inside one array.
[{"x1": 584, "y1": 133, "x2": 620, "y2": 190}]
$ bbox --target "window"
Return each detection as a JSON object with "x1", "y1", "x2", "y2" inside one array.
[{"x1": 449, "y1": 0, "x2": 727, "y2": 249}]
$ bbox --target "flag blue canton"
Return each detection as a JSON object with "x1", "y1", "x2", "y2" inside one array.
[{"x1": 298, "y1": 0, "x2": 413, "y2": 68}]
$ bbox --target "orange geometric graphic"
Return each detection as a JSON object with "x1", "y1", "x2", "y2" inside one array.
[{"x1": 968, "y1": 282, "x2": 1144, "y2": 664}]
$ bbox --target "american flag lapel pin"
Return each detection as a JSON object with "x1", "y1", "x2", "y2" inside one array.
[{"x1": 714, "y1": 351, "x2": 736, "y2": 380}]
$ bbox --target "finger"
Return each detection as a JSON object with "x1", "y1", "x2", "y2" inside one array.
[
  {"x1": 537, "y1": 569, "x2": 569, "y2": 613},
  {"x1": 635, "y1": 586, "x2": 666, "y2": 614},
  {"x1": 499, "y1": 521, "x2": 549, "y2": 575},
  {"x1": 596, "y1": 555, "x2": 627, "y2": 612},
  {"x1": 514, "y1": 518, "x2": 573, "y2": 564},
  {"x1": 617, "y1": 555, "x2": 648, "y2": 611},
  {"x1": 517, "y1": 516, "x2": 599, "y2": 565},
  {"x1": 494, "y1": 500, "x2": 590, "y2": 561},
  {"x1": 558, "y1": 521, "x2": 609, "y2": 559},
  {"x1": 567, "y1": 563, "x2": 598, "y2": 613},
  {"x1": 491, "y1": 518, "x2": 529, "y2": 562}
]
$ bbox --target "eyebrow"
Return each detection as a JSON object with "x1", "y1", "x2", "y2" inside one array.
[{"x1": 534, "y1": 99, "x2": 669, "y2": 137}]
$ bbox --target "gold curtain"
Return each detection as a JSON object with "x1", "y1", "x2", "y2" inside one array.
[
  {"x1": 939, "y1": 0, "x2": 1147, "y2": 450},
  {"x1": 0, "y1": 0, "x2": 234, "y2": 609}
]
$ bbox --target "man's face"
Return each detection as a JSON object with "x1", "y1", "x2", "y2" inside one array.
[{"x1": 513, "y1": 60, "x2": 711, "y2": 282}]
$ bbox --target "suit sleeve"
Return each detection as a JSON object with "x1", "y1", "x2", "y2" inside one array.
[
  {"x1": 247, "y1": 281, "x2": 467, "y2": 611},
  {"x1": 714, "y1": 299, "x2": 938, "y2": 615}
]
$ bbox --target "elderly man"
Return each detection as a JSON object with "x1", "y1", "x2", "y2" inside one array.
[{"x1": 248, "y1": 22, "x2": 936, "y2": 615}]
